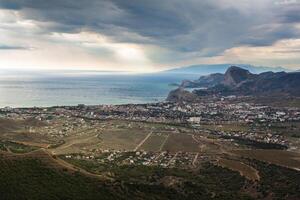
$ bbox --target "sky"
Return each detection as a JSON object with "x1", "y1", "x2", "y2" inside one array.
[{"x1": 0, "y1": 0, "x2": 300, "y2": 72}]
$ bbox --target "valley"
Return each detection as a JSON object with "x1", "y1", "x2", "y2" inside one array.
[{"x1": 0, "y1": 96, "x2": 300, "y2": 199}]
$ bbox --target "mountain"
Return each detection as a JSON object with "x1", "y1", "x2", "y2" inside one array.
[
  {"x1": 166, "y1": 88, "x2": 199, "y2": 102},
  {"x1": 168, "y1": 66, "x2": 300, "y2": 101},
  {"x1": 180, "y1": 73, "x2": 224, "y2": 88},
  {"x1": 209, "y1": 67, "x2": 300, "y2": 96},
  {"x1": 223, "y1": 66, "x2": 257, "y2": 87},
  {"x1": 232, "y1": 71, "x2": 300, "y2": 96},
  {"x1": 179, "y1": 66, "x2": 257, "y2": 88},
  {"x1": 163, "y1": 64, "x2": 290, "y2": 75}
]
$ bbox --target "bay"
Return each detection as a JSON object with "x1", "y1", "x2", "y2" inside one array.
[{"x1": 0, "y1": 71, "x2": 199, "y2": 108}]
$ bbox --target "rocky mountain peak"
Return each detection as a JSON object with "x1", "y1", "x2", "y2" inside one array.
[{"x1": 223, "y1": 66, "x2": 254, "y2": 87}]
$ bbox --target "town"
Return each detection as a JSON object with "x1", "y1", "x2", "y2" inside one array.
[
  {"x1": 1, "y1": 96, "x2": 300, "y2": 200},
  {"x1": 2, "y1": 96, "x2": 299, "y2": 140},
  {"x1": 1, "y1": 96, "x2": 300, "y2": 171}
]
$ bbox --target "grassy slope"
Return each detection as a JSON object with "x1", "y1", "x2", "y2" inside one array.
[{"x1": 0, "y1": 153, "x2": 253, "y2": 200}]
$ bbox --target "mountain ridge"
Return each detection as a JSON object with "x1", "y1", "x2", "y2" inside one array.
[
  {"x1": 167, "y1": 66, "x2": 300, "y2": 102},
  {"x1": 163, "y1": 64, "x2": 290, "y2": 75}
]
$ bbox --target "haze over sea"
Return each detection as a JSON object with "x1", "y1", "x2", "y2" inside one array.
[{"x1": 0, "y1": 70, "x2": 199, "y2": 108}]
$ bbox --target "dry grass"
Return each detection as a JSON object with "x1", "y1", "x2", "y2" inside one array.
[
  {"x1": 233, "y1": 149, "x2": 300, "y2": 170},
  {"x1": 51, "y1": 134, "x2": 101, "y2": 155},
  {"x1": 201, "y1": 123, "x2": 249, "y2": 132},
  {"x1": 162, "y1": 133, "x2": 200, "y2": 152},
  {"x1": 218, "y1": 158, "x2": 260, "y2": 181},
  {"x1": 139, "y1": 133, "x2": 167, "y2": 152},
  {"x1": 98, "y1": 129, "x2": 148, "y2": 151}
]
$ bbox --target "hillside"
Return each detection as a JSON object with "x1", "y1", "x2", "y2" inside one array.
[
  {"x1": 163, "y1": 64, "x2": 289, "y2": 75},
  {"x1": 166, "y1": 88, "x2": 199, "y2": 102},
  {"x1": 173, "y1": 66, "x2": 300, "y2": 98},
  {"x1": 1, "y1": 149, "x2": 299, "y2": 200},
  {"x1": 0, "y1": 150, "x2": 255, "y2": 200}
]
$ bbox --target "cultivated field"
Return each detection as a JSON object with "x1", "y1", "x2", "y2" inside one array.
[
  {"x1": 233, "y1": 149, "x2": 300, "y2": 170},
  {"x1": 201, "y1": 123, "x2": 250, "y2": 132},
  {"x1": 2, "y1": 117, "x2": 300, "y2": 173},
  {"x1": 162, "y1": 133, "x2": 200, "y2": 152}
]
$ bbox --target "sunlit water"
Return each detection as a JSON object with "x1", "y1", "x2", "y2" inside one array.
[{"x1": 0, "y1": 72, "x2": 199, "y2": 108}]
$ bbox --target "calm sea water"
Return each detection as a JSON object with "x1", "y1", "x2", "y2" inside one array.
[{"x1": 0, "y1": 72, "x2": 199, "y2": 108}]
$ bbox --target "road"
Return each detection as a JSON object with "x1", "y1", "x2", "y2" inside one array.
[{"x1": 134, "y1": 131, "x2": 153, "y2": 151}]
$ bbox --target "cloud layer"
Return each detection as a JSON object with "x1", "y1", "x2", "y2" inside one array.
[{"x1": 0, "y1": 0, "x2": 300, "y2": 71}]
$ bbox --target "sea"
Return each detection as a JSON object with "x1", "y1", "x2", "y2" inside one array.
[{"x1": 0, "y1": 71, "x2": 199, "y2": 108}]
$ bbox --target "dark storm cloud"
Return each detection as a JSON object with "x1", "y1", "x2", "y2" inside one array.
[
  {"x1": 241, "y1": 24, "x2": 300, "y2": 46},
  {"x1": 277, "y1": 5, "x2": 300, "y2": 23},
  {"x1": 1, "y1": 0, "x2": 300, "y2": 56}
]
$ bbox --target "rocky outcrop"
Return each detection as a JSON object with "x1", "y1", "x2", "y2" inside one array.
[
  {"x1": 166, "y1": 88, "x2": 198, "y2": 102},
  {"x1": 222, "y1": 66, "x2": 256, "y2": 87},
  {"x1": 233, "y1": 71, "x2": 300, "y2": 96},
  {"x1": 180, "y1": 73, "x2": 224, "y2": 88},
  {"x1": 212, "y1": 67, "x2": 300, "y2": 96},
  {"x1": 169, "y1": 66, "x2": 300, "y2": 101}
]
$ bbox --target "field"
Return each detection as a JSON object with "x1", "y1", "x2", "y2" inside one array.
[
  {"x1": 48, "y1": 120, "x2": 210, "y2": 154},
  {"x1": 0, "y1": 118, "x2": 206, "y2": 154},
  {"x1": 0, "y1": 140, "x2": 39, "y2": 153},
  {"x1": 0, "y1": 118, "x2": 55, "y2": 147},
  {"x1": 138, "y1": 132, "x2": 168, "y2": 151},
  {"x1": 2, "y1": 118, "x2": 300, "y2": 170},
  {"x1": 162, "y1": 133, "x2": 200, "y2": 152},
  {"x1": 1, "y1": 117, "x2": 300, "y2": 172},
  {"x1": 201, "y1": 123, "x2": 250, "y2": 132},
  {"x1": 233, "y1": 149, "x2": 300, "y2": 170},
  {"x1": 51, "y1": 134, "x2": 102, "y2": 155},
  {"x1": 98, "y1": 129, "x2": 148, "y2": 151},
  {"x1": 218, "y1": 158, "x2": 260, "y2": 181},
  {"x1": 0, "y1": 116, "x2": 300, "y2": 199}
]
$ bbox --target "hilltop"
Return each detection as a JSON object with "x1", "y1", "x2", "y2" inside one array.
[
  {"x1": 163, "y1": 64, "x2": 290, "y2": 75},
  {"x1": 167, "y1": 66, "x2": 300, "y2": 102}
]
